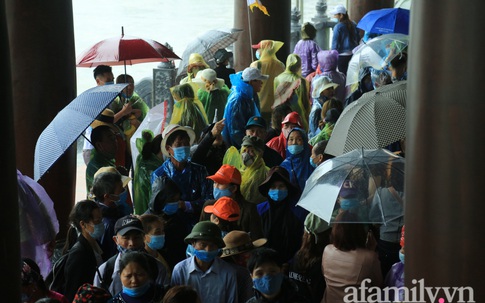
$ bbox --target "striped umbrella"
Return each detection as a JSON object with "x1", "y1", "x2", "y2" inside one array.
[
  {"x1": 34, "y1": 84, "x2": 127, "y2": 181},
  {"x1": 325, "y1": 81, "x2": 407, "y2": 156}
]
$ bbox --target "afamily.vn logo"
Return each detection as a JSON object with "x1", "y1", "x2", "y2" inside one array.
[{"x1": 344, "y1": 279, "x2": 475, "y2": 302}]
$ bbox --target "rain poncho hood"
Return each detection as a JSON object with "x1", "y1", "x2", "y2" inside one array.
[
  {"x1": 274, "y1": 54, "x2": 310, "y2": 131},
  {"x1": 198, "y1": 85, "x2": 230, "y2": 123},
  {"x1": 315, "y1": 50, "x2": 347, "y2": 102},
  {"x1": 280, "y1": 128, "x2": 314, "y2": 192},
  {"x1": 221, "y1": 72, "x2": 261, "y2": 149},
  {"x1": 133, "y1": 152, "x2": 163, "y2": 214},
  {"x1": 301, "y1": 22, "x2": 317, "y2": 40},
  {"x1": 170, "y1": 83, "x2": 209, "y2": 141},
  {"x1": 250, "y1": 40, "x2": 285, "y2": 115},
  {"x1": 240, "y1": 145, "x2": 269, "y2": 204}
]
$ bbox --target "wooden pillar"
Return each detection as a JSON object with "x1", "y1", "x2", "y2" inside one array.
[
  {"x1": 234, "y1": 0, "x2": 291, "y2": 71},
  {"x1": 1, "y1": 0, "x2": 21, "y2": 300},
  {"x1": 406, "y1": 0, "x2": 485, "y2": 301},
  {"x1": 347, "y1": 0, "x2": 394, "y2": 24},
  {"x1": 6, "y1": 0, "x2": 77, "y2": 239}
]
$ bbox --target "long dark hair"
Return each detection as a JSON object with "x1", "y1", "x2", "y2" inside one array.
[
  {"x1": 340, "y1": 13, "x2": 358, "y2": 44},
  {"x1": 294, "y1": 229, "x2": 331, "y2": 271},
  {"x1": 330, "y1": 211, "x2": 367, "y2": 251},
  {"x1": 62, "y1": 200, "x2": 99, "y2": 254}
]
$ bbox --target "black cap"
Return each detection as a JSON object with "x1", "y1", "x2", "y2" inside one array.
[
  {"x1": 245, "y1": 116, "x2": 267, "y2": 129},
  {"x1": 114, "y1": 215, "x2": 144, "y2": 236},
  {"x1": 214, "y1": 49, "x2": 233, "y2": 64}
]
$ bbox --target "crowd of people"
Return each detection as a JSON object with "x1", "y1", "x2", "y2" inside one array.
[{"x1": 21, "y1": 4, "x2": 408, "y2": 303}]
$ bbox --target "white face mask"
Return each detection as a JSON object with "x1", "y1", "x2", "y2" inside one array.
[{"x1": 330, "y1": 17, "x2": 339, "y2": 23}]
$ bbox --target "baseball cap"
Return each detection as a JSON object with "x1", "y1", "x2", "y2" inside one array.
[
  {"x1": 242, "y1": 67, "x2": 269, "y2": 82},
  {"x1": 281, "y1": 111, "x2": 303, "y2": 127},
  {"x1": 329, "y1": 4, "x2": 347, "y2": 15},
  {"x1": 207, "y1": 164, "x2": 242, "y2": 185},
  {"x1": 114, "y1": 215, "x2": 144, "y2": 236},
  {"x1": 214, "y1": 49, "x2": 233, "y2": 64},
  {"x1": 245, "y1": 116, "x2": 267, "y2": 129},
  {"x1": 203, "y1": 197, "x2": 240, "y2": 222}
]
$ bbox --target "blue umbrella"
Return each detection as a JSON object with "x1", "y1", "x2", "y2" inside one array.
[
  {"x1": 357, "y1": 8, "x2": 410, "y2": 35},
  {"x1": 34, "y1": 84, "x2": 127, "y2": 181}
]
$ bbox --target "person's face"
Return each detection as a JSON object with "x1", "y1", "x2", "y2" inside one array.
[
  {"x1": 333, "y1": 13, "x2": 342, "y2": 21},
  {"x1": 251, "y1": 261, "x2": 282, "y2": 279},
  {"x1": 120, "y1": 261, "x2": 150, "y2": 288},
  {"x1": 282, "y1": 122, "x2": 298, "y2": 132},
  {"x1": 104, "y1": 180, "x2": 124, "y2": 206},
  {"x1": 81, "y1": 208, "x2": 103, "y2": 237},
  {"x1": 114, "y1": 230, "x2": 145, "y2": 250},
  {"x1": 242, "y1": 146, "x2": 256, "y2": 157},
  {"x1": 97, "y1": 129, "x2": 118, "y2": 157},
  {"x1": 311, "y1": 148, "x2": 324, "y2": 167},
  {"x1": 246, "y1": 126, "x2": 266, "y2": 140},
  {"x1": 96, "y1": 72, "x2": 114, "y2": 86},
  {"x1": 233, "y1": 251, "x2": 251, "y2": 268},
  {"x1": 192, "y1": 239, "x2": 218, "y2": 252},
  {"x1": 122, "y1": 82, "x2": 135, "y2": 98},
  {"x1": 287, "y1": 131, "x2": 303, "y2": 146},
  {"x1": 320, "y1": 87, "x2": 335, "y2": 99},
  {"x1": 213, "y1": 182, "x2": 233, "y2": 191},
  {"x1": 145, "y1": 220, "x2": 165, "y2": 243},
  {"x1": 270, "y1": 180, "x2": 287, "y2": 191},
  {"x1": 167, "y1": 136, "x2": 190, "y2": 156},
  {"x1": 249, "y1": 79, "x2": 263, "y2": 93}
]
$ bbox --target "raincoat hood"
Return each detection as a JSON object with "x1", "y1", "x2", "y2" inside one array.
[
  {"x1": 301, "y1": 22, "x2": 316, "y2": 40},
  {"x1": 257, "y1": 40, "x2": 284, "y2": 59},
  {"x1": 317, "y1": 50, "x2": 339, "y2": 73},
  {"x1": 285, "y1": 54, "x2": 302, "y2": 75},
  {"x1": 171, "y1": 83, "x2": 195, "y2": 101},
  {"x1": 281, "y1": 127, "x2": 314, "y2": 191}
]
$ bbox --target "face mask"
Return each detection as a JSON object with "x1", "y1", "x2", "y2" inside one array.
[
  {"x1": 253, "y1": 273, "x2": 284, "y2": 296},
  {"x1": 88, "y1": 222, "x2": 105, "y2": 240},
  {"x1": 213, "y1": 187, "x2": 233, "y2": 200},
  {"x1": 288, "y1": 144, "x2": 304, "y2": 155},
  {"x1": 331, "y1": 17, "x2": 339, "y2": 23},
  {"x1": 255, "y1": 51, "x2": 261, "y2": 60},
  {"x1": 194, "y1": 248, "x2": 220, "y2": 263},
  {"x1": 163, "y1": 202, "x2": 179, "y2": 216},
  {"x1": 186, "y1": 244, "x2": 196, "y2": 258},
  {"x1": 241, "y1": 152, "x2": 254, "y2": 167},
  {"x1": 121, "y1": 92, "x2": 132, "y2": 100},
  {"x1": 122, "y1": 282, "x2": 151, "y2": 297},
  {"x1": 104, "y1": 81, "x2": 114, "y2": 85},
  {"x1": 340, "y1": 198, "x2": 360, "y2": 210},
  {"x1": 171, "y1": 146, "x2": 191, "y2": 162},
  {"x1": 147, "y1": 234, "x2": 165, "y2": 250},
  {"x1": 268, "y1": 189, "x2": 288, "y2": 202},
  {"x1": 399, "y1": 251, "x2": 405, "y2": 264},
  {"x1": 309, "y1": 157, "x2": 318, "y2": 168},
  {"x1": 117, "y1": 244, "x2": 143, "y2": 254}
]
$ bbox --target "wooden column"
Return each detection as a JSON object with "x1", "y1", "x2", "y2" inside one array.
[
  {"x1": 6, "y1": 0, "x2": 77, "y2": 239},
  {"x1": 406, "y1": 0, "x2": 485, "y2": 301},
  {"x1": 233, "y1": 0, "x2": 291, "y2": 71},
  {"x1": 348, "y1": 0, "x2": 394, "y2": 24}
]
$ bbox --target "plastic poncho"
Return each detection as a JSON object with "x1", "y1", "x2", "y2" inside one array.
[
  {"x1": 221, "y1": 72, "x2": 261, "y2": 149},
  {"x1": 309, "y1": 122, "x2": 335, "y2": 146},
  {"x1": 170, "y1": 84, "x2": 208, "y2": 141},
  {"x1": 197, "y1": 85, "x2": 231, "y2": 123},
  {"x1": 316, "y1": 50, "x2": 346, "y2": 102},
  {"x1": 240, "y1": 145, "x2": 269, "y2": 204},
  {"x1": 250, "y1": 40, "x2": 286, "y2": 116},
  {"x1": 133, "y1": 152, "x2": 163, "y2": 215},
  {"x1": 293, "y1": 23, "x2": 320, "y2": 77},
  {"x1": 280, "y1": 128, "x2": 314, "y2": 193},
  {"x1": 274, "y1": 54, "x2": 311, "y2": 132}
]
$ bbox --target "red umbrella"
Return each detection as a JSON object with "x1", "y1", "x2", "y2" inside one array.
[{"x1": 76, "y1": 27, "x2": 180, "y2": 73}]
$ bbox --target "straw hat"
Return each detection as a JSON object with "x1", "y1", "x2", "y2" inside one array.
[
  {"x1": 273, "y1": 79, "x2": 301, "y2": 108},
  {"x1": 221, "y1": 230, "x2": 267, "y2": 258},
  {"x1": 160, "y1": 124, "x2": 196, "y2": 157},
  {"x1": 94, "y1": 166, "x2": 131, "y2": 188},
  {"x1": 312, "y1": 76, "x2": 339, "y2": 98}
]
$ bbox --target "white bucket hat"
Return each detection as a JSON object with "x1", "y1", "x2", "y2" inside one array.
[
  {"x1": 312, "y1": 76, "x2": 339, "y2": 98},
  {"x1": 160, "y1": 124, "x2": 196, "y2": 157},
  {"x1": 192, "y1": 68, "x2": 225, "y2": 91}
]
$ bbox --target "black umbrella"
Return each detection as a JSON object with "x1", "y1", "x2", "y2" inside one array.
[{"x1": 34, "y1": 84, "x2": 127, "y2": 181}]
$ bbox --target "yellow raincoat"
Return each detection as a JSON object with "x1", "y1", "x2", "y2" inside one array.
[
  {"x1": 250, "y1": 40, "x2": 286, "y2": 119},
  {"x1": 170, "y1": 84, "x2": 208, "y2": 141},
  {"x1": 274, "y1": 54, "x2": 311, "y2": 131}
]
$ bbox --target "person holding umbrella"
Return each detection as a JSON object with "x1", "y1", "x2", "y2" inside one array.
[{"x1": 214, "y1": 48, "x2": 236, "y2": 88}]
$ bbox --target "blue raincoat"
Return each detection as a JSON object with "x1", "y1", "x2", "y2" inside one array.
[
  {"x1": 222, "y1": 72, "x2": 261, "y2": 149},
  {"x1": 280, "y1": 128, "x2": 314, "y2": 193}
]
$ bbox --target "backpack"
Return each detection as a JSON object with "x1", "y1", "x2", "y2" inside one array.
[{"x1": 45, "y1": 252, "x2": 70, "y2": 293}]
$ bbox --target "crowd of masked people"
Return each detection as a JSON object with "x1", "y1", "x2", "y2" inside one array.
[{"x1": 21, "y1": 10, "x2": 408, "y2": 303}]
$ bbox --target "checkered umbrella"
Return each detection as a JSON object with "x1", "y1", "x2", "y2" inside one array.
[
  {"x1": 34, "y1": 84, "x2": 127, "y2": 181},
  {"x1": 325, "y1": 81, "x2": 407, "y2": 156},
  {"x1": 176, "y1": 28, "x2": 242, "y2": 78}
]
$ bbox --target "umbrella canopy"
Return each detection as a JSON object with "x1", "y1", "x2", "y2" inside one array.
[
  {"x1": 76, "y1": 33, "x2": 180, "y2": 68},
  {"x1": 357, "y1": 8, "x2": 410, "y2": 35},
  {"x1": 346, "y1": 33, "x2": 409, "y2": 88},
  {"x1": 325, "y1": 81, "x2": 407, "y2": 156},
  {"x1": 176, "y1": 28, "x2": 242, "y2": 78},
  {"x1": 297, "y1": 148, "x2": 405, "y2": 224},
  {"x1": 34, "y1": 84, "x2": 128, "y2": 181}
]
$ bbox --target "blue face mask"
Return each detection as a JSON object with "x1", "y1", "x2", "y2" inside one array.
[
  {"x1": 288, "y1": 144, "x2": 304, "y2": 155},
  {"x1": 253, "y1": 273, "x2": 284, "y2": 296},
  {"x1": 121, "y1": 92, "x2": 133, "y2": 100},
  {"x1": 104, "y1": 81, "x2": 114, "y2": 85},
  {"x1": 194, "y1": 248, "x2": 220, "y2": 263},
  {"x1": 309, "y1": 157, "x2": 317, "y2": 168},
  {"x1": 88, "y1": 222, "x2": 105, "y2": 240},
  {"x1": 117, "y1": 245, "x2": 143, "y2": 254},
  {"x1": 340, "y1": 198, "x2": 360, "y2": 210},
  {"x1": 186, "y1": 244, "x2": 196, "y2": 258},
  {"x1": 122, "y1": 282, "x2": 151, "y2": 297},
  {"x1": 147, "y1": 234, "x2": 165, "y2": 250},
  {"x1": 171, "y1": 146, "x2": 191, "y2": 162},
  {"x1": 163, "y1": 202, "x2": 179, "y2": 216},
  {"x1": 213, "y1": 187, "x2": 233, "y2": 200},
  {"x1": 399, "y1": 251, "x2": 405, "y2": 264},
  {"x1": 268, "y1": 189, "x2": 288, "y2": 202},
  {"x1": 255, "y1": 51, "x2": 261, "y2": 60}
]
